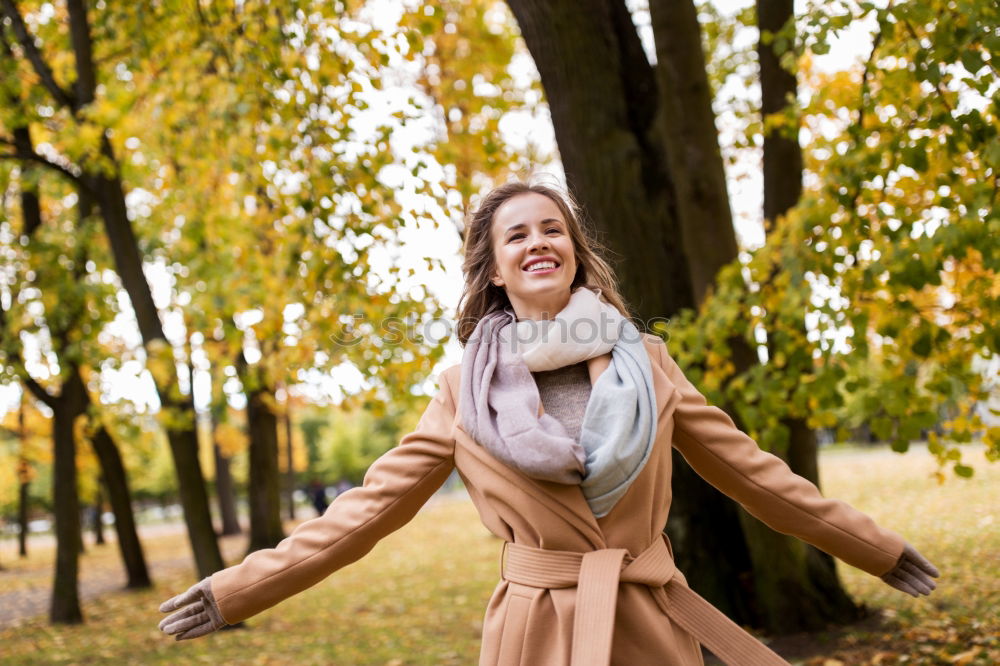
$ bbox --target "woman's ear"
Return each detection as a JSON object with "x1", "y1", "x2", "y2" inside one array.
[{"x1": 491, "y1": 274, "x2": 505, "y2": 287}]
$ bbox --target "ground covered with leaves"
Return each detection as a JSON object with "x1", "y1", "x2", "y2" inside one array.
[
  {"x1": 0, "y1": 444, "x2": 996, "y2": 664},
  {"x1": 786, "y1": 444, "x2": 999, "y2": 665}
]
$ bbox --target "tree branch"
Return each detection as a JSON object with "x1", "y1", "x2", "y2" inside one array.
[
  {"x1": 0, "y1": 294, "x2": 57, "y2": 409},
  {"x1": 66, "y1": 0, "x2": 96, "y2": 107},
  {"x1": 0, "y1": 150, "x2": 83, "y2": 183},
  {"x1": 856, "y1": 4, "x2": 888, "y2": 133},
  {"x1": 0, "y1": 0, "x2": 77, "y2": 110},
  {"x1": 0, "y1": 132, "x2": 66, "y2": 409},
  {"x1": 12, "y1": 127, "x2": 43, "y2": 237},
  {"x1": 900, "y1": 18, "x2": 953, "y2": 114},
  {"x1": 21, "y1": 374, "x2": 56, "y2": 408}
]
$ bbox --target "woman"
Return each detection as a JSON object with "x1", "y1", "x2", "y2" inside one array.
[{"x1": 159, "y1": 181, "x2": 939, "y2": 665}]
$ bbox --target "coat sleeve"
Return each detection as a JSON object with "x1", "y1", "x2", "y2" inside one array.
[
  {"x1": 210, "y1": 368, "x2": 459, "y2": 624},
  {"x1": 653, "y1": 338, "x2": 905, "y2": 577}
]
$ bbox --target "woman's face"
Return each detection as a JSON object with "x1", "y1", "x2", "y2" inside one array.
[{"x1": 490, "y1": 192, "x2": 578, "y2": 321}]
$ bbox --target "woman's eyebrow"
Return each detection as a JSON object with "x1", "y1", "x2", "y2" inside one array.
[{"x1": 504, "y1": 218, "x2": 564, "y2": 234}]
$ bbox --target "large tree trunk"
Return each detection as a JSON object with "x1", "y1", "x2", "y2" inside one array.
[
  {"x1": 49, "y1": 369, "x2": 86, "y2": 624},
  {"x1": 13, "y1": 375, "x2": 86, "y2": 625},
  {"x1": 757, "y1": 0, "x2": 803, "y2": 229},
  {"x1": 90, "y1": 424, "x2": 152, "y2": 588},
  {"x1": 503, "y1": 0, "x2": 695, "y2": 318},
  {"x1": 237, "y1": 354, "x2": 285, "y2": 553},
  {"x1": 647, "y1": 0, "x2": 739, "y2": 305}
]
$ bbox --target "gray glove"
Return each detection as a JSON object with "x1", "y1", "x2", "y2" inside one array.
[
  {"x1": 880, "y1": 542, "x2": 939, "y2": 597},
  {"x1": 158, "y1": 577, "x2": 228, "y2": 640}
]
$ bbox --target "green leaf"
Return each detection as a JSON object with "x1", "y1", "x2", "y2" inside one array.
[
  {"x1": 911, "y1": 330, "x2": 933, "y2": 357},
  {"x1": 959, "y1": 49, "x2": 984, "y2": 75},
  {"x1": 953, "y1": 463, "x2": 974, "y2": 478}
]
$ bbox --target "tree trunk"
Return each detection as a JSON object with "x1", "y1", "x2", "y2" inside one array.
[
  {"x1": 7, "y1": 128, "x2": 87, "y2": 621},
  {"x1": 757, "y1": 0, "x2": 803, "y2": 230},
  {"x1": 736, "y1": 430, "x2": 860, "y2": 629},
  {"x1": 77, "y1": 507, "x2": 87, "y2": 555},
  {"x1": 503, "y1": 0, "x2": 695, "y2": 319},
  {"x1": 65, "y1": 0, "x2": 223, "y2": 580},
  {"x1": 49, "y1": 370, "x2": 86, "y2": 624},
  {"x1": 647, "y1": 0, "x2": 739, "y2": 305},
  {"x1": 284, "y1": 394, "x2": 296, "y2": 521},
  {"x1": 238, "y1": 354, "x2": 285, "y2": 552},
  {"x1": 646, "y1": 0, "x2": 770, "y2": 624},
  {"x1": 90, "y1": 424, "x2": 151, "y2": 588},
  {"x1": 92, "y1": 485, "x2": 106, "y2": 546},
  {"x1": 18, "y1": 471, "x2": 29, "y2": 558},
  {"x1": 211, "y1": 409, "x2": 242, "y2": 536},
  {"x1": 742, "y1": 0, "x2": 860, "y2": 628},
  {"x1": 246, "y1": 387, "x2": 285, "y2": 552},
  {"x1": 17, "y1": 400, "x2": 30, "y2": 558},
  {"x1": 81, "y1": 166, "x2": 222, "y2": 578}
]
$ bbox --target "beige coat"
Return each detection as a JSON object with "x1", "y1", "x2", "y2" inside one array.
[{"x1": 211, "y1": 334, "x2": 905, "y2": 665}]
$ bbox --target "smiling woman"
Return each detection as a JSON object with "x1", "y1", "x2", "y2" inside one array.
[
  {"x1": 489, "y1": 192, "x2": 579, "y2": 321},
  {"x1": 454, "y1": 182, "x2": 630, "y2": 346},
  {"x1": 158, "y1": 180, "x2": 939, "y2": 666}
]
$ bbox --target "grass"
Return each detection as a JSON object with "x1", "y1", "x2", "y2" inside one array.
[
  {"x1": 793, "y1": 443, "x2": 1000, "y2": 665},
  {"x1": 0, "y1": 444, "x2": 996, "y2": 665}
]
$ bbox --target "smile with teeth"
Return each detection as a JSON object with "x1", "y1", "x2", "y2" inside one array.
[{"x1": 525, "y1": 261, "x2": 559, "y2": 273}]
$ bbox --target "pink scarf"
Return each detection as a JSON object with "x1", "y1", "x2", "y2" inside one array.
[{"x1": 458, "y1": 286, "x2": 657, "y2": 514}]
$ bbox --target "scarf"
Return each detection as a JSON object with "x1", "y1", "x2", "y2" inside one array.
[{"x1": 459, "y1": 285, "x2": 657, "y2": 518}]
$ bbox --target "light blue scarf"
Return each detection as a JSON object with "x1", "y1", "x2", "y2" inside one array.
[{"x1": 459, "y1": 286, "x2": 657, "y2": 518}]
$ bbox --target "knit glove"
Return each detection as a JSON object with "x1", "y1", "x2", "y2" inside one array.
[
  {"x1": 158, "y1": 577, "x2": 228, "y2": 640},
  {"x1": 880, "y1": 542, "x2": 939, "y2": 597}
]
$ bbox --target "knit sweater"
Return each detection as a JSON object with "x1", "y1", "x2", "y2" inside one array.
[{"x1": 532, "y1": 360, "x2": 592, "y2": 442}]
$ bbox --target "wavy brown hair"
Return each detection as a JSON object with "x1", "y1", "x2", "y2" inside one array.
[{"x1": 455, "y1": 181, "x2": 633, "y2": 346}]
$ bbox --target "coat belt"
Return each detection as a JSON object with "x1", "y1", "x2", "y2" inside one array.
[{"x1": 501, "y1": 534, "x2": 788, "y2": 666}]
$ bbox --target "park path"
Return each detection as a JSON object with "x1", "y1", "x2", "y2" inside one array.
[{"x1": 0, "y1": 521, "x2": 244, "y2": 630}]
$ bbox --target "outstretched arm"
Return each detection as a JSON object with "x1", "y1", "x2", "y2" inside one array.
[
  {"x1": 655, "y1": 339, "x2": 937, "y2": 590},
  {"x1": 158, "y1": 368, "x2": 459, "y2": 638}
]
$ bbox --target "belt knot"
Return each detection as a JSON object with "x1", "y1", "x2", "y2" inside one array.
[{"x1": 499, "y1": 533, "x2": 787, "y2": 666}]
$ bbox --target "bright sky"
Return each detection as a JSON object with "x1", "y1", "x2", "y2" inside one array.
[{"x1": 0, "y1": 0, "x2": 884, "y2": 415}]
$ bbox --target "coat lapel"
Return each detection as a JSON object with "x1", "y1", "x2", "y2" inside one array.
[
  {"x1": 453, "y1": 425, "x2": 608, "y2": 546},
  {"x1": 648, "y1": 341, "x2": 681, "y2": 435}
]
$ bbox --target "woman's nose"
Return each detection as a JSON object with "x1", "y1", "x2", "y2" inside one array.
[{"x1": 527, "y1": 231, "x2": 549, "y2": 250}]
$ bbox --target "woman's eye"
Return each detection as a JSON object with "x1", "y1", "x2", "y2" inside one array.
[{"x1": 508, "y1": 228, "x2": 559, "y2": 242}]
